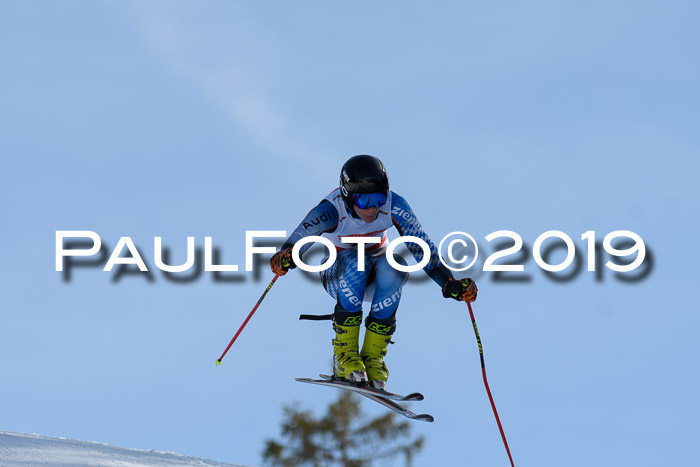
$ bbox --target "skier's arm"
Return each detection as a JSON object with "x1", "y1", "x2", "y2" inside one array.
[
  {"x1": 270, "y1": 199, "x2": 340, "y2": 276},
  {"x1": 282, "y1": 199, "x2": 340, "y2": 249},
  {"x1": 389, "y1": 192, "x2": 454, "y2": 287},
  {"x1": 390, "y1": 193, "x2": 478, "y2": 302}
]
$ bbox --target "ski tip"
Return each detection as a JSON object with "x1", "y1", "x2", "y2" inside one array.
[
  {"x1": 215, "y1": 359, "x2": 222, "y2": 366},
  {"x1": 406, "y1": 392, "x2": 424, "y2": 401},
  {"x1": 416, "y1": 414, "x2": 434, "y2": 423}
]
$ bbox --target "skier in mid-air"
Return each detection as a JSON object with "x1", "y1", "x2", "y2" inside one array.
[{"x1": 270, "y1": 155, "x2": 477, "y2": 391}]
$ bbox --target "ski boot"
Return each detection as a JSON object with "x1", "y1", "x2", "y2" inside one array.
[
  {"x1": 332, "y1": 310, "x2": 367, "y2": 384},
  {"x1": 361, "y1": 315, "x2": 395, "y2": 391}
]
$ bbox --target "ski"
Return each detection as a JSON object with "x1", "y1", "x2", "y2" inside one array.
[
  {"x1": 319, "y1": 374, "x2": 425, "y2": 402},
  {"x1": 295, "y1": 375, "x2": 434, "y2": 423},
  {"x1": 355, "y1": 391, "x2": 434, "y2": 423},
  {"x1": 295, "y1": 375, "x2": 424, "y2": 401}
]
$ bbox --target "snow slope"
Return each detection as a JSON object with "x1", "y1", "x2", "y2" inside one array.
[{"x1": 0, "y1": 431, "x2": 247, "y2": 467}]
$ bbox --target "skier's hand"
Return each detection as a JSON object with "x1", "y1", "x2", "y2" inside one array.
[
  {"x1": 270, "y1": 247, "x2": 296, "y2": 276},
  {"x1": 442, "y1": 277, "x2": 478, "y2": 302}
]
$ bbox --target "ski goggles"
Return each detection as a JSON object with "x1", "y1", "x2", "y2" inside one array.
[{"x1": 352, "y1": 192, "x2": 387, "y2": 209}]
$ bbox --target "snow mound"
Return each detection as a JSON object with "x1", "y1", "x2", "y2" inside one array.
[{"x1": 0, "y1": 431, "x2": 246, "y2": 467}]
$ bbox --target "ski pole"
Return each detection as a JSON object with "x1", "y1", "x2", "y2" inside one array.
[
  {"x1": 215, "y1": 274, "x2": 279, "y2": 365},
  {"x1": 467, "y1": 301, "x2": 515, "y2": 467}
]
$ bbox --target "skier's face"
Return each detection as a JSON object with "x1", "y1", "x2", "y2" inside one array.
[{"x1": 353, "y1": 204, "x2": 379, "y2": 223}]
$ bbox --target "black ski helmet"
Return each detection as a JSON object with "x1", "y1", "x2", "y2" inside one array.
[{"x1": 339, "y1": 155, "x2": 389, "y2": 212}]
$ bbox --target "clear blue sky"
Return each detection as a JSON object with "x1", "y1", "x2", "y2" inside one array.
[{"x1": 2, "y1": 2, "x2": 698, "y2": 466}]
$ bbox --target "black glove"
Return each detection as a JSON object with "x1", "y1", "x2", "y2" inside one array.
[
  {"x1": 442, "y1": 277, "x2": 478, "y2": 302},
  {"x1": 270, "y1": 247, "x2": 296, "y2": 276}
]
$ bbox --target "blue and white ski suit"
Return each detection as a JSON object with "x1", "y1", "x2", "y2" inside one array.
[{"x1": 282, "y1": 188, "x2": 453, "y2": 321}]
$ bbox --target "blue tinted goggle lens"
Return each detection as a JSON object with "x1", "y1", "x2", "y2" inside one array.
[{"x1": 352, "y1": 192, "x2": 387, "y2": 209}]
